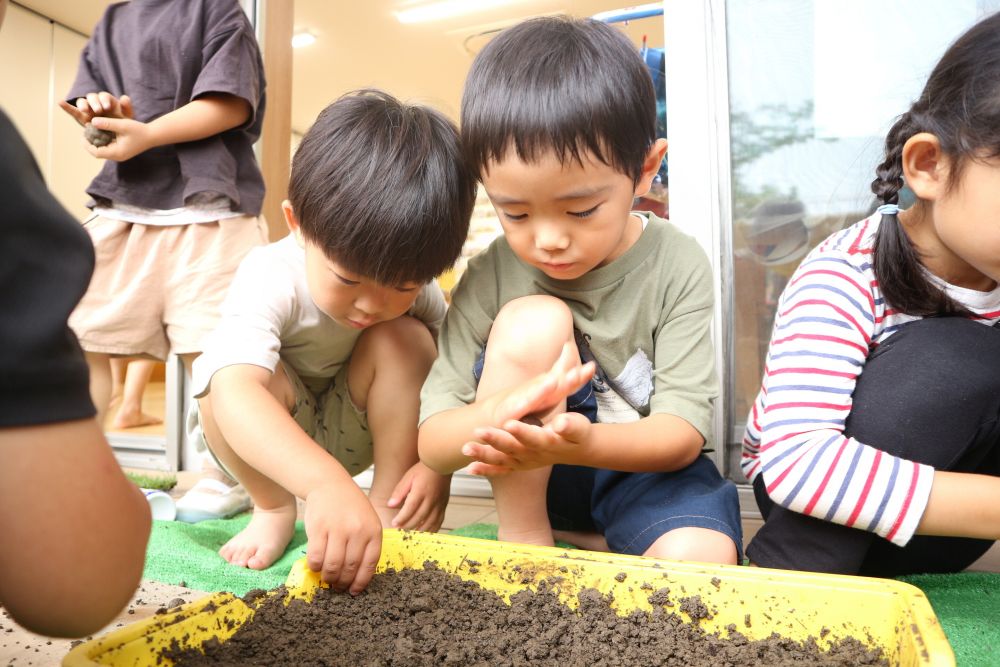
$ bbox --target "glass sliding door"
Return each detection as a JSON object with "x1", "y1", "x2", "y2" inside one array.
[{"x1": 722, "y1": 0, "x2": 1000, "y2": 480}]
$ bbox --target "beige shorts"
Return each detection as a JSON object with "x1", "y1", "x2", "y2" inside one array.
[
  {"x1": 69, "y1": 213, "x2": 268, "y2": 359},
  {"x1": 194, "y1": 361, "x2": 374, "y2": 479}
]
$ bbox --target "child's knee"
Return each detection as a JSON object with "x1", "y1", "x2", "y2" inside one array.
[
  {"x1": 489, "y1": 295, "x2": 574, "y2": 366},
  {"x1": 644, "y1": 527, "x2": 739, "y2": 565},
  {"x1": 356, "y1": 316, "x2": 436, "y2": 369},
  {"x1": 359, "y1": 315, "x2": 433, "y2": 355}
]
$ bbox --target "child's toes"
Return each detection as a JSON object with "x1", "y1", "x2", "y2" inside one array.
[
  {"x1": 233, "y1": 546, "x2": 256, "y2": 567},
  {"x1": 247, "y1": 543, "x2": 285, "y2": 570}
]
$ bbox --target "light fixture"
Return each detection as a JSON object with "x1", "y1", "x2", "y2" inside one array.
[
  {"x1": 292, "y1": 32, "x2": 316, "y2": 48},
  {"x1": 395, "y1": 0, "x2": 520, "y2": 24}
]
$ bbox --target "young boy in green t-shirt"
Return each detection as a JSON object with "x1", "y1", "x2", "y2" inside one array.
[{"x1": 418, "y1": 17, "x2": 741, "y2": 564}]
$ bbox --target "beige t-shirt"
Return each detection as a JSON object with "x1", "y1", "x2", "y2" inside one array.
[
  {"x1": 419, "y1": 212, "x2": 717, "y2": 439},
  {"x1": 193, "y1": 235, "x2": 446, "y2": 397}
]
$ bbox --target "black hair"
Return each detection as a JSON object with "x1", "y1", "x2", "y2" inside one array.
[
  {"x1": 871, "y1": 11, "x2": 1000, "y2": 316},
  {"x1": 461, "y1": 16, "x2": 656, "y2": 183},
  {"x1": 289, "y1": 89, "x2": 475, "y2": 286}
]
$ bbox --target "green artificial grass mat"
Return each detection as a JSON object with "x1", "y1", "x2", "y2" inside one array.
[
  {"x1": 144, "y1": 515, "x2": 307, "y2": 595},
  {"x1": 145, "y1": 518, "x2": 998, "y2": 665},
  {"x1": 125, "y1": 471, "x2": 177, "y2": 491},
  {"x1": 897, "y1": 571, "x2": 1000, "y2": 667}
]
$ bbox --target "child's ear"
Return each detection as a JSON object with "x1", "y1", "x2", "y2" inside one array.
[
  {"x1": 901, "y1": 132, "x2": 949, "y2": 202},
  {"x1": 282, "y1": 199, "x2": 306, "y2": 247},
  {"x1": 634, "y1": 138, "x2": 668, "y2": 197}
]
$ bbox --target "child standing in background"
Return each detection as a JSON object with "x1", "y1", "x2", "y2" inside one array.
[
  {"x1": 58, "y1": 0, "x2": 268, "y2": 425},
  {"x1": 419, "y1": 17, "x2": 741, "y2": 565},
  {"x1": 743, "y1": 11, "x2": 1000, "y2": 576},
  {"x1": 191, "y1": 90, "x2": 476, "y2": 595},
  {"x1": 59, "y1": 0, "x2": 267, "y2": 519}
]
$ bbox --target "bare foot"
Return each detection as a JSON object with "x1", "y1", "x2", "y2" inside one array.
[
  {"x1": 219, "y1": 503, "x2": 297, "y2": 570},
  {"x1": 497, "y1": 524, "x2": 555, "y2": 547},
  {"x1": 111, "y1": 407, "x2": 163, "y2": 429}
]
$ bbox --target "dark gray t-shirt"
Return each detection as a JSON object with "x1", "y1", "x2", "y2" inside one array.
[{"x1": 67, "y1": 0, "x2": 266, "y2": 215}]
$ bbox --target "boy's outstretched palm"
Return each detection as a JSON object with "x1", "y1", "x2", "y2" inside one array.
[
  {"x1": 463, "y1": 343, "x2": 595, "y2": 475},
  {"x1": 465, "y1": 411, "x2": 593, "y2": 475},
  {"x1": 303, "y1": 482, "x2": 382, "y2": 595}
]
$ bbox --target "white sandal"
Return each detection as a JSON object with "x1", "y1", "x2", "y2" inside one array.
[{"x1": 175, "y1": 478, "x2": 252, "y2": 523}]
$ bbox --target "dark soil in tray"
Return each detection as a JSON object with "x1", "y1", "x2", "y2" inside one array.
[{"x1": 165, "y1": 563, "x2": 887, "y2": 666}]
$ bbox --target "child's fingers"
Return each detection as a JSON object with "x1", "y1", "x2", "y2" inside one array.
[
  {"x1": 550, "y1": 341, "x2": 575, "y2": 375},
  {"x1": 559, "y1": 360, "x2": 595, "y2": 396},
  {"x1": 305, "y1": 528, "x2": 329, "y2": 573},
  {"x1": 467, "y1": 462, "x2": 512, "y2": 477},
  {"x1": 85, "y1": 92, "x2": 105, "y2": 114},
  {"x1": 319, "y1": 537, "x2": 348, "y2": 589},
  {"x1": 461, "y1": 441, "x2": 514, "y2": 467},
  {"x1": 512, "y1": 375, "x2": 558, "y2": 417},
  {"x1": 472, "y1": 426, "x2": 524, "y2": 455},
  {"x1": 402, "y1": 497, "x2": 433, "y2": 532},
  {"x1": 418, "y1": 505, "x2": 444, "y2": 533},
  {"x1": 58, "y1": 100, "x2": 88, "y2": 125},
  {"x1": 387, "y1": 474, "x2": 413, "y2": 509},
  {"x1": 349, "y1": 535, "x2": 382, "y2": 596},
  {"x1": 552, "y1": 412, "x2": 589, "y2": 441},
  {"x1": 98, "y1": 91, "x2": 115, "y2": 113},
  {"x1": 90, "y1": 116, "x2": 126, "y2": 133},
  {"x1": 83, "y1": 138, "x2": 103, "y2": 158},
  {"x1": 120, "y1": 95, "x2": 134, "y2": 119},
  {"x1": 390, "y1": 486, "x2": 422, "y2": 528},
  {"x1": 334, "y1": 536, "x2": 367, "y2": 593},
  {"x1": 501, "y1": 419, "x2": 549, "y2": 444}
]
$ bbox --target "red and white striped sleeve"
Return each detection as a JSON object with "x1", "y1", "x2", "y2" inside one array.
[{"x1": 743, "y1": 250, "x2": 934, "y2": 547}]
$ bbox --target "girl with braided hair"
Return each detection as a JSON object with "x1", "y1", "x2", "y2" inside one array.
[{"x1": 741, "y1": 11, "x2": 1000, "y2": 576}]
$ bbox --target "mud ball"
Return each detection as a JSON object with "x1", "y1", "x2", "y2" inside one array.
[{"x1": 84, "y1": 123, "x2": 115, "y2": 147}]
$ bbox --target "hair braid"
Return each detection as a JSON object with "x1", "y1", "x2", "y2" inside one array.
[{"x1": 870, "y1": 112, "x2": 970, "y2": 317}]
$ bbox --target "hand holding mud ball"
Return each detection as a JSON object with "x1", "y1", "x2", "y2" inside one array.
[
  {"x1": 58, "y1": 91, "x2": 131, "y2": 151},
  {"x1": 84, "y1": 122, "x2": 115, "y2": 147}
]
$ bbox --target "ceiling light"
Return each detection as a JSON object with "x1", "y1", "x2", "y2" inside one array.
[
  {"x1": 292, "y1": 32, "x2": 316, "y2": 48},
  {"x1": 395, "y1": 0, "x2": 520, "y2": 24}
]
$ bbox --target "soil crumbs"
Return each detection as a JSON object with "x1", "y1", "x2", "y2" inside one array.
[{"x1": 166, "y1": 564, "x2": 886, "y2": 666}]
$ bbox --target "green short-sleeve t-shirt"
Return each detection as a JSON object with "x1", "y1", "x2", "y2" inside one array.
[{"x1": 420, "y1": 212, "x2": 717, "y2": 440}]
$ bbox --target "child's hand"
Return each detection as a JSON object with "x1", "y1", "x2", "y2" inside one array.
[
  {"x1": 303, "y1": 482, "x2": 382, "y2": 595},
  {"x1": 82, "y1": 116, "x2": 154, "y2": 162},
  {"x1": 386, "y1": 462, "x2": 451, "y2": 532},
  {"x1": 490, "y1": 342, "x2": 595, "y2": 426},
  {"x1": 463, "y1": 411, "x2": 593, "y2": 475},
  {"x1": 59, "y1": 93, "x2": 134, "y2": 126}
]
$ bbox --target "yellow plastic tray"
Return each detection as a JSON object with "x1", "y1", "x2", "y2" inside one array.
[{"x1": 63, "y1": 530, "x2": 954, "y2": 666}]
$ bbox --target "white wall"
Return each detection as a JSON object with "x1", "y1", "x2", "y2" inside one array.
[{"x1": 0, "y1": 4, "x2": 101, "y2": 220}]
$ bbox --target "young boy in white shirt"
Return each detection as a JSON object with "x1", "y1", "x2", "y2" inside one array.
[{"x1": 192, "y1": 90, "x2": 476, "y2": 594}]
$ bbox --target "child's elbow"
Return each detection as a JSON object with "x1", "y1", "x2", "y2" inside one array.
[
  {"x1": 416, "y1": 424, "x2": 452, "y2": 475},
  {"x1": 417, "y1": 440, "x2": 448, "y2": 475}
]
